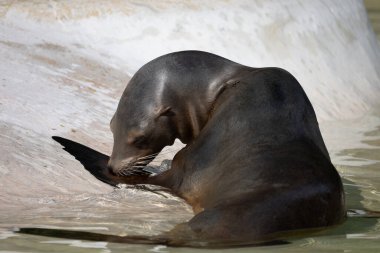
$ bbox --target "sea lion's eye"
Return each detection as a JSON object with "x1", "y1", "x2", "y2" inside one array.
[{"x1": 132, "y1": 135, "x2": 149, "y2": 149}]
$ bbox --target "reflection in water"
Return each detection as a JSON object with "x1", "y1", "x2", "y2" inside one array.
[{"x1": 338, "y1": 127, "x2": 380, "y2": 213}]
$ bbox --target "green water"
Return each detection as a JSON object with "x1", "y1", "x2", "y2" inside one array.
[
  {"x1": 1, "y1": 110, "x2": 380, "y2": 252},
  {"x1": 365, "y1": 0, "x2": 380, "y2": 40}
]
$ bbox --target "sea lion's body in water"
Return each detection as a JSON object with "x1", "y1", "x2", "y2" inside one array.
[{"x1": 24, "y1": 51, "x2": 345, "y2": 247}]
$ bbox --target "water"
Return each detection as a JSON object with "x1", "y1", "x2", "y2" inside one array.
[
  {"x1": 0, "y1": 110, "x2": 379, "y2": 252},
  {"x1": 365, "y1": 0, "x2": 380, "y2": 41}
]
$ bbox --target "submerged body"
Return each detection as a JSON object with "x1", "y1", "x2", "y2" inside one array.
[{"x1": 44, "y1": 51, "x2": 345, "y2": 247}]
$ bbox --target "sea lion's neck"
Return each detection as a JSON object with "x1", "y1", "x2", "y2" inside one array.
[{"x1": 173, "y1": 65, "x2": 253, "y2": 144}]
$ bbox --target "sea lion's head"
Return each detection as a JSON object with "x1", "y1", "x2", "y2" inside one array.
[
  {"x1": 107, "y1": 51, "x2": 237, "y2": 175},
  {"x1": 107, "y1": 67, "x2": 177, "y2": 176}
]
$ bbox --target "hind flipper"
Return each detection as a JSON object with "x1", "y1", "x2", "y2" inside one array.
[{"x1": 17, "y1": 225, "x2": 288, "y2": 248}]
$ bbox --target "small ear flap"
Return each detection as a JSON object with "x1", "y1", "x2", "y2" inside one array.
[{"x1": 157, "y1": 106, "x2": 175, "y2": 118}]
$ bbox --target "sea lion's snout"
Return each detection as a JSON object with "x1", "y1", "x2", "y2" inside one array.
[
  {"x1": 108, "y1": 157, "x2": 132, "y2": 174},
  {"x1": 108, "y1": 155, "x2": 153, "y2": 177}
]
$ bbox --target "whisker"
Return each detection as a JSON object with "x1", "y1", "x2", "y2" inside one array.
[
  {"x1": 136, "y1": 156, "x2": 156, "y2": 162},
  {"x1": 139, "y1": 152, "x2": 160, "y2": 158},
  {"x1": 138, "y1": 148, "x2": 179, "y2": 160},
  {"x1": 139, "y1": 153, "x2": 159, "y2": 159},
  {"x1": 134, "y1": 161, "x2": 149, "y2": 165},
  {"x1": 137, "y1": 156, "x2": 156, "y2": 162},
  {"x1": 130, "y1": 168, "x2": 151, "y2": 175},
  {"x1": 138, "y1": 152, "x2": 176, "y2": 161},
  {"x1": 150, "y1": 158, "x2": 172, "y2": 163}
]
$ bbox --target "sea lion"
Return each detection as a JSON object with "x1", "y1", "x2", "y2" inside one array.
[{"x1": 22, "y1": 51, "x2": 346, "y2": 247}]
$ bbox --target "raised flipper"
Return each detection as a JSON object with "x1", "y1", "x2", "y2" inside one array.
[{"x1": 52, "y1": 136, "x2": 153, "y2": 186}]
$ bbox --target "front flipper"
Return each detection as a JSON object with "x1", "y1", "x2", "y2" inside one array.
[{"x1": 52, "y1": 136, "x2": 153, "y2": 186}]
